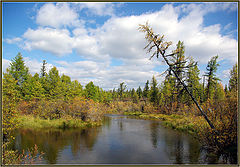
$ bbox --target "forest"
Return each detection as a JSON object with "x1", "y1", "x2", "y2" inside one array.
[{"x1": 2, "y1": 24, "x2": 238, "y2": 164}]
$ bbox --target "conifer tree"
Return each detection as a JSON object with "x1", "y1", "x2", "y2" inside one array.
[
  {"x1": 139, "y1": 22, "x2": 216, "y2": 129},
  {"x1": 150, "y1": 76, "x2": 159, "y2": 105},
  {"x1": 47, "y1": 66, "x2": 62, "y2": 98},
  {"x1": 204, "y1": 56, "x2": 220, "y2": 100},
  {"x1": 228, "y1": 63, "x2": 238, "y2": 93},
  {"x1": 40, "y1": 60, "x2": 47, "y2": 77},
  {"x1": 143, "y1": 80, "x2": 150, "y2": 99},
  {"x1": 118, "y1": 82, "x2": 127, "y2": 100},
  {"x1": 84, "y1": 81, "x2": 98, "y2": 101},
  {"x1": 186, "y1": 57, "x2": 201, "y2": 104},
  {"x1": 9, "y1": 53, "x2": 30, "y2": 86},
  {"x1": 22, "y1": 73, "x2": 45, "y2": 100},
  {"x1": 136, "y1": 86, "x2": 143, "y2": 99}
]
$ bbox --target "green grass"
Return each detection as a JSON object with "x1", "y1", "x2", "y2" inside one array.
[
  {"x1": 15, "y1": 115, "x2": 102, "y2": 130},
  {"x1": 124, "y1": 111, "x2": 206, "y2": 136}
]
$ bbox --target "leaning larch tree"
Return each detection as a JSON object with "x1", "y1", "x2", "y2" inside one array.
[{"x1": 138, "y1": 22, "x2": 215, "y2": 130}]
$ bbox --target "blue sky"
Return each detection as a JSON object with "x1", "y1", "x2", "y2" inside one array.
[{"x1": 2, "y1": 2, "x2": 238, "y2": 90}]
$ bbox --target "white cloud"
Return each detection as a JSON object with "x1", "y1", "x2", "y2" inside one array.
[
  {"x1": 222, "y1": 69, "x2": 231, "y2": 79},
  {"x1": 23, "y1": 27, "x2": 74, "y2": 55},
  {"x1": 2, "y1": 59, "x2": 11, "y2": 72},
  {"x1": 6, "y1": 3, "x2": 237, "y2": 89},
  {"x1": 23, "y1": 57, "x2": 54, "y2": 75},
  {"x1": 78, "y1": 2, "x2": 115, "y2": 16},
  {"x1": 36, "y1": 3, "x2": 80, "y2": 28},
  {"x1": 4, "y1": 37, "x2": 22, "y2": 44}
]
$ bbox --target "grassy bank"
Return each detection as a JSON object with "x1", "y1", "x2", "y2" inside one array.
[
  {"x1": 15, "y1": 115, "x2": 102, "y2": 130},
  {"x1": 124, "y1": 111, "x2": 208, "y2": 136}
]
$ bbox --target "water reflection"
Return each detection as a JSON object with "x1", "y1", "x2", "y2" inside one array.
[
  {"x1": 150, "y1": 122, "x2": 158, "y2": 149},
  {"x1": 14, "y1": 127, "x2": 101, "y2": 164},
  {"x1": 12, "y1": 115, "x2": 236, "y2": 164}
]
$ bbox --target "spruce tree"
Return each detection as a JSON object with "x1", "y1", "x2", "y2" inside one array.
[
  {"x1": 150, "y1": 76, "x2": 159, "y2": 105},
  {"x1": 40, "y1": 60, "x2": 47, "y2": 77},
  {"x1": 204, "y1": 56, "x2": 220, "y2": 100},
  {"x1": 9, "y1": 53, "x2": 30, "y2": 86},
  {"x1": 229, "y1": 63, "x2": 238, "y2": 92},
  {"x1": 143, "y1": 80, "x2": 150, "y2": 99}
]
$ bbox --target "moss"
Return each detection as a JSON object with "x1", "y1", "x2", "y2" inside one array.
[{"x1": 15, "y1": 115, "x2": 102, "y2": 130}]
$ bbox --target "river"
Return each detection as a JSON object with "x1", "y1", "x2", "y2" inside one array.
[{"x1": 12, "y1": 114, "x2": 236, "y2": 164}]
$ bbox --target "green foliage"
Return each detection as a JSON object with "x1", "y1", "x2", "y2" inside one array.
[
  {"x1": 186, "y1": 57, "x2": 201, "y2": 104},
  {"x1": 22, "y1": 74, "x2": 45, "y2": 100},
  {"x1": 47, "y1": 66, "x2": 62, "y2": 99},
  {"x1": 2, "y1": 71, "x2": 19, "y2": 141},
  {"x1": 118, "y1": 82, "x2": 127, "y2": 100},
  {"x1": 214, "y1": 83, "x2": 225, "y2": 101},
  {"x1": 9, "y1": 53, "x2": 30, "y2": 87},
  {"x1": 136, "y1": 86, "x2": 143, "y2": 99},
  {"x1": 228, "y1": 63, "x2": 238, "y2": 93},
  {"x1": 204, "y1": 55, "x2": 220, "y2": 100},
  {"x1": 40, "y1": 60, "x2": 47, "y2": 77},
  {"x1": 131, "y1": 88, "x2": 139, "y2": 103},
  {"x1": 143, "y1": 80, "x2": 150, "y2": 98},
  {"x1": 149, "y1": 76, "x2": 159, "y2": 105},
  {"x1": 84, "y1": 81, "x2": 100, "y2": 102}
]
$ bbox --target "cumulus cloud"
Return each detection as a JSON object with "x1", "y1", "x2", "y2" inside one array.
[
  {"x1": 5, "y1": 3, "x2": 237, "y2": 89},
  {"x1": 4, "y1": 37, "x2": 22, "y2": 44},
  {"x1": 23, "y1": 27, "x2": 74, "y2": 55},
  {"x1": 78, "y1": 2, "x2": 115, "y2": 16},
  {"x1": 36, "y1": 3, "x2": 81, "y2": 28}
]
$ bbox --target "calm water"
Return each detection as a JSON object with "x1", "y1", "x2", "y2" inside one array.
[{"x1": 12, "y1": 114, "x2": 236, "y2": 164}]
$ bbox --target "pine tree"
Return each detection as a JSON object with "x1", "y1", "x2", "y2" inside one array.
[
  {"x1": 136, "y1": 86, "x2": 143, "y2": 99},
  {"x1": 139, "y1": 22, "x2": 216, "y2": 129},
  {"x1": 84, "y1": 81, "x2": 98, "y2": 101},
  {"x1": 229, "y1": 63, "x2": 238, "y2": 92},
  {"x1": 143, "y1": 80, "x2": 150, "y2": 99},
  {"x1": 9, "y1": 53, "x2": 30, "y2": 86},
  {"x1": 47, "y1": 66, "x2": 62, "y2": 99},
  {"x1": 22, "y1": 73, "x2": 45, "y2": 100},
  {"x1": 131, "y1": 88, "x2": 139, "y2": 103},
  {"x1": 186, "y1": 57, "x2": 201, "y2": 104},
  {"x1": 40, "y1": 60, "x2": 47, "y2": 77},
  {"x1": 150, "y1": 76, "x2": 159, "y2": 105},
  {"x1": 118, "y1": 82, "x2": 127, "y2": 100},
  {"x1": 204, "y1": 56, "x2": 220, "y2": 100},
  {"x1": 69, "y1": 80, "x2": 83, "y2": 98}
]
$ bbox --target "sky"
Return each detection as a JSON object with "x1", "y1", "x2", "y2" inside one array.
[{"x1": 2, "y1": 2, "x2": 238, "y2": 90}]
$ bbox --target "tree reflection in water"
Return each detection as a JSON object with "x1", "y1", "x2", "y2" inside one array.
[{"x1": 14, "y1": 127, "x2": 101, "y2": 164}]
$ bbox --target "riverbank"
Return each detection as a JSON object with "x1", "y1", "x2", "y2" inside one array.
[
  {"x1": 15, "y1": 115, "x2": 102, "y2": 129},
  {"x1": 124, "y1": 111, "x2": 208, "y2": 136}
]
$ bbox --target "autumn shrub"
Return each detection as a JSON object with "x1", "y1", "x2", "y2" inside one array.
[
  {"x1": 198, "y1": 96, "x2": 237, "y2": 155},
  {"x1": 87, "y1": 102, "x2": 105, "y2": 122}
]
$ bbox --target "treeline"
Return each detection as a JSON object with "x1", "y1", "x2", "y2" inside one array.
[{"x1": 3, "y1": 53, "x2": 113, "y2": 103}]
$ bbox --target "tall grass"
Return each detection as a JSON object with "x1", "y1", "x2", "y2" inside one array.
[{"x1": 15, "y1": 115, "x2": 102, "y2": 129}]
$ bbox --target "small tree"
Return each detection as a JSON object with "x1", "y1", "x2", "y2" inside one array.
[
  {"x1": 136, "y1": 86, "x2": 143, "y2": 99},
  {"x1": 118, "y1": 82, "x2": 127, "y2": 100},
  {"x1": 143, "y1": 80, "x2": 150, "y2": 99},
  {"x1": 150, "y1": 76, "x2": 159, "y2": 106},
  {"x1": 228, "y1": 63, "x2": 238, "y2": 93},
  {"x1": 204, "y1": 55, "x2": 220, "y2": 100},
  {"x1": 9, "y1": 53, "x2": 30, "y2": 86},
  {"x1": 40, "y1": 60, "x2": 47, "y2": 78}
]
